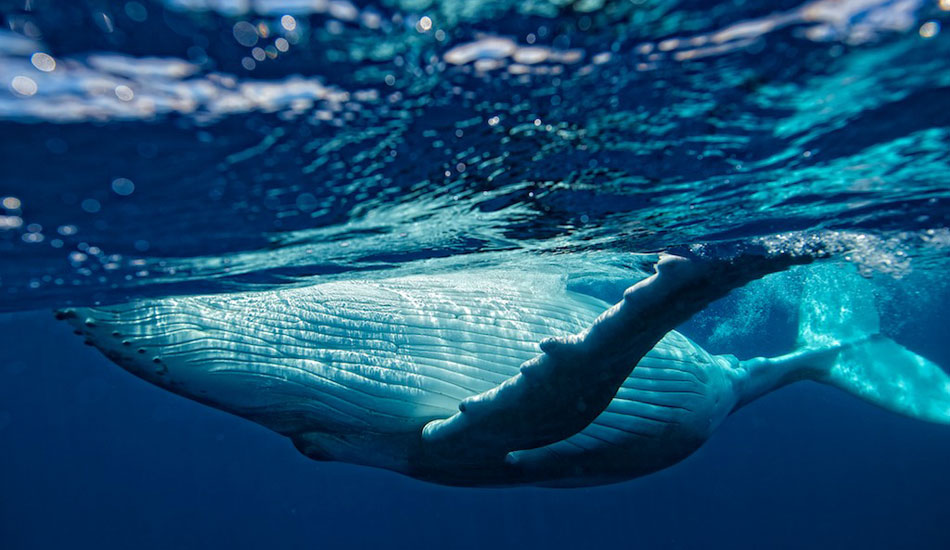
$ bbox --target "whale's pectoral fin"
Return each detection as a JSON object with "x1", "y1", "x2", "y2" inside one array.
[{"x1": 420, "y1": 252, "x2": 811, "y2": 466}]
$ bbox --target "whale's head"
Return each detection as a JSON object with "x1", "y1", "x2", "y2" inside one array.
[
  {"x1": 52, "y1": 290, "x2": 455, "y2": 453},
  {"x1": 54, "y1": 301, "x2": 326, "y2": 437}
]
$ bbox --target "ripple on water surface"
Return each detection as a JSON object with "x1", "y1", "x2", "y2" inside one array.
[{"x1": 0, "y1": 0, "x2": 948, "y2": 311}]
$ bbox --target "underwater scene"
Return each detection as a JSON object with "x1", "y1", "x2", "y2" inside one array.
[{"x1": 2, "y1": 0, "x2": 950, "y2": 547}]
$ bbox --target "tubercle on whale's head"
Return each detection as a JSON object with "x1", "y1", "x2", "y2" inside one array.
[{"x1": 54, "y1": 307, "x2": 178, "y2": 390}]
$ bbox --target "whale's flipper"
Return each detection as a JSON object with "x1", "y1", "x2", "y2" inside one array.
[
  {"x1": 734, "y1": 264, "x2": 950, "y2": 424},
  {"x1": 421, "y1": 253, "x2": 810, "y2": 466}
]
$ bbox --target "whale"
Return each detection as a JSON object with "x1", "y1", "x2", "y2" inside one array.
[{"x1": 59, "y1": 254, "x2": 950, "y2": 487}]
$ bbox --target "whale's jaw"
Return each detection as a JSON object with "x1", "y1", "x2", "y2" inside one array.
[
  {"x1": 57, "y1": 302, "x2": 425, "y2": 473},
  {"x1": 55, "y1": 302, "x2": 338, "y2": 440},
  {"x1": 57, "y1": 308, "x2": 173, "y2": 390}
]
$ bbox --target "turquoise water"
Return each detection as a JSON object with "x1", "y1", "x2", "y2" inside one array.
[
  {"x1": 2, "y1": 0, "x2": 950, "y2": 547},
  {"x1": 1, "y1": 0, "x2": 949, "y2": 309}
]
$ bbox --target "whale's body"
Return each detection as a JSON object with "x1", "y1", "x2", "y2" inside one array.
[{"x1": 62, "y1": 258, "x2": 950, "y2": 487}]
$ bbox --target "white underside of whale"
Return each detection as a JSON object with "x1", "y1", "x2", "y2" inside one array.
[
  {"x1": 65, "y1": 269, "x2": 735, "y2": 485},
  {"x1": 62, "y1": 257, "x2": 950, "y2": 487}
]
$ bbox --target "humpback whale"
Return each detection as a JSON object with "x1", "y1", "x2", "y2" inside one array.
[{"x1": 59, "y1": 254, "x2": 950, "y2": 487}]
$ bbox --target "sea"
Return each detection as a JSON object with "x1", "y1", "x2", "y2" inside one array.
[{"x1": 1, "y1": 0, "x2": 950, "y2": 548}]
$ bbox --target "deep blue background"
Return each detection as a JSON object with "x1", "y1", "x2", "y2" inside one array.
[
  {"x1": 2, "y1": 307, "x2": 950, "y2": 550},
  {"x1": 3, "y1": 1, "x2": 950, "y2": 547}
]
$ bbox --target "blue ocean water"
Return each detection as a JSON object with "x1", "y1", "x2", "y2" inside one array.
[{"x1": 2, "y1": 0, "x2": 950, "y2": 548}]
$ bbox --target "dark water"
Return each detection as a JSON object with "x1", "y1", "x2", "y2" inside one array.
[{"x1": 2, "y1": 0, "x2": 950, "y2": 548}]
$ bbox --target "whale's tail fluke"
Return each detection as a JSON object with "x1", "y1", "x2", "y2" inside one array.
[
  {"x1": 811, "y1": 334, "x2": 950, "y2": 424},
  {"x1": 735, "y1": 265, "x2": 950, "y2": 424}
]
